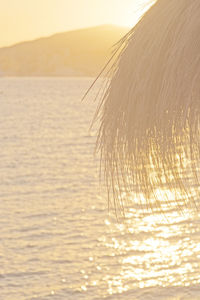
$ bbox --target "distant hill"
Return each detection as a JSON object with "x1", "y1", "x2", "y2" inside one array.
[{"x1": 0, "y1": 25, "x2": 129, "y2": 77}]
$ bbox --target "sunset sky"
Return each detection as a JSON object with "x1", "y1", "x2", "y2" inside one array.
[{"x1": 0, "y1": 0, "x2": 152, "y2": 47}]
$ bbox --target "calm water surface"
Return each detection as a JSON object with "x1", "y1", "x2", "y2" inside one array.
[{"x1": 1, "y1": 77, "x2": 200, "y2": 300}]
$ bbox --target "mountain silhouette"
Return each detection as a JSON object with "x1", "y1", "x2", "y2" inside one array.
[{"x1": 0, "y1": 25, "x2": 129, "y2": 76}]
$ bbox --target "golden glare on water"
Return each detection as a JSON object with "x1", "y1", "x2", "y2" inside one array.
[
  {"x1": 74, "y1": 187, "x2": 200, "y2": 298},
  {"x1": 76, "y1": 183, "x2": 200, "y2": 297},
  {"x1": 98, "y1": 206, "x2": 200, "y2": 295}
]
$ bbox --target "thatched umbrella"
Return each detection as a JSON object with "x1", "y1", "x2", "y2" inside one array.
[{"x1": 87, "y1": 0, "x2": 200, "y2": 214}]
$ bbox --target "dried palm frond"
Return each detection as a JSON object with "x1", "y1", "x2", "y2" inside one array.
[{"x1": 90, "y1": 0, "x2": 200, "y2": 214}]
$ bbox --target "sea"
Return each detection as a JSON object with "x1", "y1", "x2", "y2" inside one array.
[{"x1": 0, "y1": 77, "x2": 200, "y2": 300}]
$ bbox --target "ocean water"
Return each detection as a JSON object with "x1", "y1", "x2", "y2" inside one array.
[{"x1": 1, "y1": 77, "x2": 200, "y2": 300}]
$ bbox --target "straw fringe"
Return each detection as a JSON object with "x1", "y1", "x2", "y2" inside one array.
[{"x1": 92, "y1": 0, "x2": 200, "y2": 213}]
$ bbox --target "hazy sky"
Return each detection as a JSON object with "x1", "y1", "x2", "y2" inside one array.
[{"x1": 0, "y1": 0, "x2": 151, "y2": 47}]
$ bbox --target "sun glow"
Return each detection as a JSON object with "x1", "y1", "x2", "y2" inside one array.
[
  {"x1": 117, "y1": 0, "x2": 156, "y2": 28},
  {"x1": 0, "y1": 0, "x2": 156, "y2": 47}
]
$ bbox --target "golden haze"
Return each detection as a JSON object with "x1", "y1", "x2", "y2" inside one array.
[{"x1": 0, "y1": 0, "x2": 152, "y2": 47}]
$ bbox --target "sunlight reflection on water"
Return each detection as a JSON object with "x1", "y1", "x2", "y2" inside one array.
[{"x1": 98, "y1": 205, "x2": 200, "y2": 296}]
